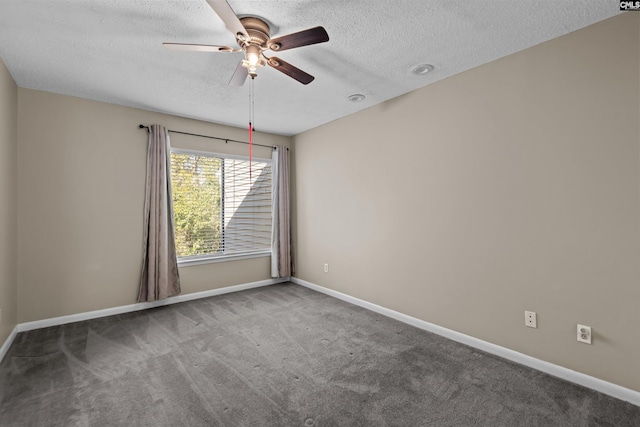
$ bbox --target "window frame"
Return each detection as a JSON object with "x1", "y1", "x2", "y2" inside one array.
[{"x1": 170, "y1": 147, "x2": 273, "y2": 267}]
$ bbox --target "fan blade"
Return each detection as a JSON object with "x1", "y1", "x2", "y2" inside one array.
[
  {"x1": 229, "y1": 61, "x2": 249, "y2": 86},
  {"x1": 163, "y1": 43, "x2": 235, "y2": 52},
  {"x1": 268, "y1": 26, "x2": 329, "y2": 52},
  {"x1": 267, "y1": 57, "x2": 314, "y2": 85},
  {"x1": 205, "y1": 0, "x2": 249, "y2": 41}
]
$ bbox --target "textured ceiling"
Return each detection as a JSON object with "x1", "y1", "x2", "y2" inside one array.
[{"x1": 0, "y1": 1, "x2": 621, "y2": 136}]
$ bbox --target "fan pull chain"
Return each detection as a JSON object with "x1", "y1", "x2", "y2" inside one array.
[{"x1": 248, "y1": 76, "x2": 255, "y2": 181}]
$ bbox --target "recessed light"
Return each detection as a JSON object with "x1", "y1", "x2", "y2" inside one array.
[
  {"x1": 347, "y1": 94, "x2": 366, "y2": 102},
  {"x1": 411, "y1": 64, "x2": 434, "y2": 76}
]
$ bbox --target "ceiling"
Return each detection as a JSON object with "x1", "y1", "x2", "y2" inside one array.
[{"x1": 0, "y1": 1, "x2": 621, "y2": 136}]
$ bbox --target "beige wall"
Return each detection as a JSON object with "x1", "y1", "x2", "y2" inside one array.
[
  {"x1": 17, "y1": 89, "x2": 290, "y2": 323},
  {"x1": 0, "y1": 58, "x2": 18, "y2": 344},
  {"x1": 293, "y1": 14, "x2": 640, "y2": 392}
]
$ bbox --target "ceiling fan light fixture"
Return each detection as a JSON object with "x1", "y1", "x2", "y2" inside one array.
[
  {"x1": 411, "y1": 64, "x2": 434, "y2": 76},
  {"x1": 348, "y1": 94, "x2": 366, "y2": 102},
  {"x1": 164, "y1": 3, "x2": 328, "y2": 86},
  {"x1": 242, "y1": 45, "x2": 264, "y2": 78},
  {"x1": 245, "y1": 45, "x2": 261, "y2": 66}
]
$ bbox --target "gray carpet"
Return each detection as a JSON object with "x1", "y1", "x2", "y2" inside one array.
[{"x1": 0, "y1": 283, "x2": 638, "y2": 426}]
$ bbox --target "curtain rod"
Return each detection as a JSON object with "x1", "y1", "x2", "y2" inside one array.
[{"x1": 138, "y1": 125, "x2": 279, "y2": 150}]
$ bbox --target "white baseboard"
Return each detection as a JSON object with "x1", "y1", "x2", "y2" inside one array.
[
  {"x1": 0, "y1": 278, "x2": 288, "y2": 364},
  {"x1": 4, "y1": 278, "x2": 288, "y2": 340},
  {"x1": 0, "y1": 325, "x2": 19, "y2": 363},
  {"x1": 291, "y1": 277, "x2": 640, "y2": 407}
]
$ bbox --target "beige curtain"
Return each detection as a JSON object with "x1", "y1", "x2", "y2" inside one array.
[
  {"x1": 271, "y1": 146, "x2": 293, "y2": 278},
  {"x1": 137, "y1": 125, "x2": 181, "y2": 302}
]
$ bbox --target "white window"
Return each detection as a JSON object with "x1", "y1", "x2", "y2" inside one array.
[{"x1": 170, "y1": 149, "x2": 272, "y2": 264}]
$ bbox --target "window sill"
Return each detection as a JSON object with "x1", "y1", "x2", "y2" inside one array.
[{"x1": 177, "y1": 251, "x2": 271, "y2": 267}]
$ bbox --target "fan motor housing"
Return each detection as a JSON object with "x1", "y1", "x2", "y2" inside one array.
[{"x1": 239, "y1": 17, "x2": 271, "y2": 47}]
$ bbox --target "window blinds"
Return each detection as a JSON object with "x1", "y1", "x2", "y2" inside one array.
[{"x1": 170, "y1": 150, "x2": 272, "y2": 260}]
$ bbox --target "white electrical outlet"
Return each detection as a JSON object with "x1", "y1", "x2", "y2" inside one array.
[
  {"x1": 524, "y1": 311, "x2": 537, "y2": 328},
  {"x1": 323, "y1": 263, "x2": 329, "y2": 273},
  {"x1": 577, "y1": 324, "x2": 592, "y2": 344}
]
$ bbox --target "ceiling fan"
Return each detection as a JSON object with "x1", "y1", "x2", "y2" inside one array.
[{"x1": 163, "y1": 0, "x2": 329, "y2": 85}]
